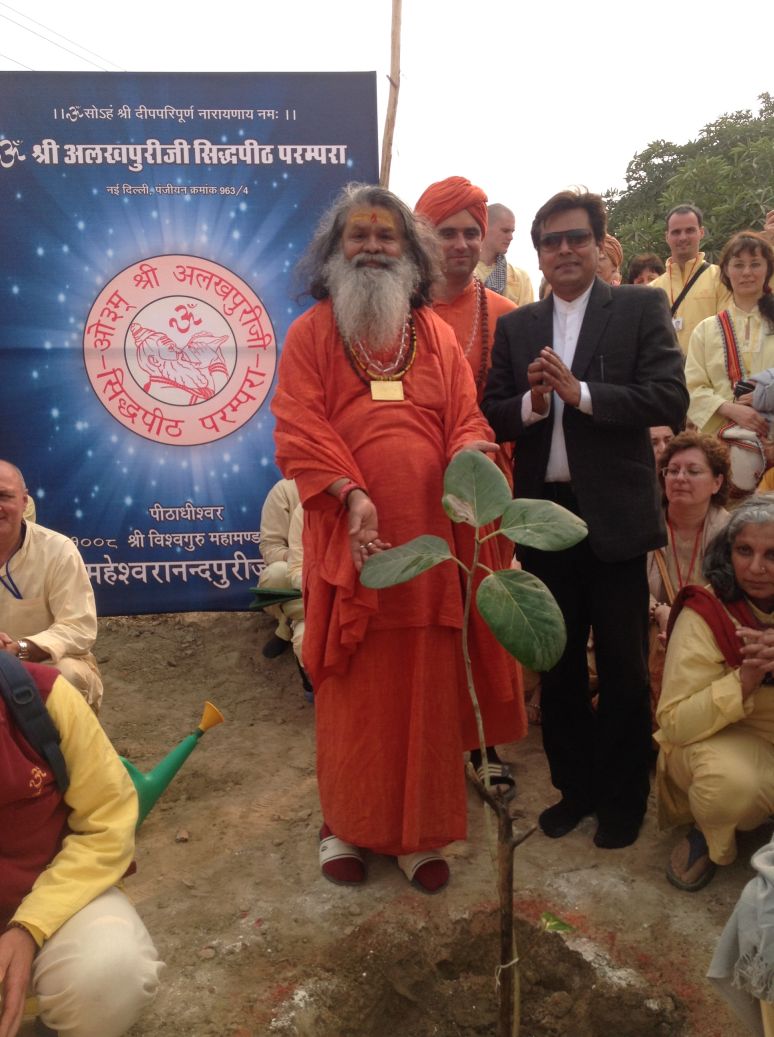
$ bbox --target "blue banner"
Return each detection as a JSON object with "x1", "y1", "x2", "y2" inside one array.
[{"x1": 0, "y1": 72, "x2": 378, "y2": 614}]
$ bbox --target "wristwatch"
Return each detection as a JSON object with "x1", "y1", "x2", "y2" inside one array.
[{"x1": 16, "y1": 639, "x2": 30, "y2": 660}]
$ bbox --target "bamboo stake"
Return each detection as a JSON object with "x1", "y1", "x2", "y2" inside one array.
[{"x1": 379, "y1": 0, "x2": 402, "y2": 187}]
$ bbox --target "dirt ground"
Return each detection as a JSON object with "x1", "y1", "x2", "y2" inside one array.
[{"x1": 90, "y1": 609, "x2": 765, "y2": 1036}]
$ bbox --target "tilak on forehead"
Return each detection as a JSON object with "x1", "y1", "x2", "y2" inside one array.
[{"x1": 347, "y1": 207, "x2": 398, "y2": 231}]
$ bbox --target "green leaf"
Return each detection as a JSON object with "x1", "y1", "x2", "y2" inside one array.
[
  {"x1": 442, "y1": 450, "x2": 511, "y2": 527},
  {"x1": 498, "y1": 499, "x2": 588, "y2": 551},
  {"x1": 476, "y1": 569, "x2": 566, "y2": 671},
  {"x1": 360, "y1": 535, "x2": 452, "y2": 589},
  {"x1": 539, "y1": 911, "x2": 575, "y2": 933}
]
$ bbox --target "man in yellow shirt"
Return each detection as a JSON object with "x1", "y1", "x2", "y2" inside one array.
[
  {"x1": 474, "y1": 203, "x2": 534, "y2": 306},
  {"x1": 649, "y1": 204, "x2": 731, "y2": 354},
  {"x1": 0, "y1": 663, "x2": 162, "y2": 1037},
  {"x1": 0, "y1": 461, "x2": 103, "y2": 711}
]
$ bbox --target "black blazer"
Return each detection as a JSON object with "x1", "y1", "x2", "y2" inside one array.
[{"x1": 482, "y1": 279, "x2": 688, "y2": 563}]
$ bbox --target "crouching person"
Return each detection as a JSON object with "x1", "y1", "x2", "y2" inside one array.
[
  {"x1": 0, "y1": 661, "x2": 163, "y2": 1037},
  {"x1": 656, "y1": 497, "x2": 774, "y2": 892}
]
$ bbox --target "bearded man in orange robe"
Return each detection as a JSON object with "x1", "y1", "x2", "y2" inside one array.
[
  {"x1": 272, "y1": 184, "x2": 524, "y2": 893},
  {"x1": 415, "y1": 176, "x2": 525, "y2": 789}
]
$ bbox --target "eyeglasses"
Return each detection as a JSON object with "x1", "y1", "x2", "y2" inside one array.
[
  {"x1": 661, "y1": 466, "x2": 713, "y2": 479},
  {"x1": 539, "y1": 229, "x2": 595, "y2": 252}
]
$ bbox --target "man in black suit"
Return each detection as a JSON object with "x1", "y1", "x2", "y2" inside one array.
[{"x1": 482, "y1": 189, "x2": 688, "y2": 849}]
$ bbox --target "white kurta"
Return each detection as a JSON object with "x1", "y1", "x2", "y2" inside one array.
[{"x1": 0, "y1": 522, "x2": 103, "y2": 708}]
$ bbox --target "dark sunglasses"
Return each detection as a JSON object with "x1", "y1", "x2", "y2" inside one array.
[{"x1": 539, "y1": 229, "x2": 595, "y2": 252}]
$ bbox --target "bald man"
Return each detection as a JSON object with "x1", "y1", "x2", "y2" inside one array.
[
  {"x1": 475, "y1": 203, "x2": 534, "y2": 306},
  {"x1": 0, "y1": 460, "x2": 103, "y2": 711}
]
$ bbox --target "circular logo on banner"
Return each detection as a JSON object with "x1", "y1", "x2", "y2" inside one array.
[{"x1": 83, "y1": 255, "x2": 276, "y2": 446}]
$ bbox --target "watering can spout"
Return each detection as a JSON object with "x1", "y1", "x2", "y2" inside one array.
[{"x1": 121, "y1": 700, "x2": 224, "y2": 827}]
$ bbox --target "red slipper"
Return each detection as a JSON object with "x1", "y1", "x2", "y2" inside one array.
[
  {"x1": 397, "y1": 851, "x2": 449, "y2": 894},
  {"x1": 319, "y1": 823, "x2": 366, "y2": 885}
]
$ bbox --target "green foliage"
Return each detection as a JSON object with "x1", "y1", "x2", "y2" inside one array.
[
  {"x1": 498, "y1": 498, "x2": 588, "y2": 551},
  {"x1": 360, "y1": 534, "x2": 452, "y2": 589},
  {"x1": 442, "y1": 448, "x2": 512, "y2": 527},
  {"x1": 605, "y1": 93, "x2": 774, "y2": 270},
  {"x1": 476, "y1": 569, "x2": 567, "y2": 672},
  {"x1": 361, "y1": 450, "x2": 588, "y2": 671}
]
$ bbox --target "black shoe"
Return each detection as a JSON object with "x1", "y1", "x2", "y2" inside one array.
[
  {"x1": 295, "y1": 656, "x2": 314, "y2": 704},
  {"x1": 539, "y1": 799, "x2": 593, "y2": 838},
  {"x1": 594, "y1": 817, "x2": 642, "y2": 849},
  {"x1": 262, "y1": 633, "x2": 291, "y2": 659}
]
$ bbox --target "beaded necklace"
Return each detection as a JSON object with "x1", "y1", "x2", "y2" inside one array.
[
  {"x1": 466, "y1": 278, "x2": 490, "y2": 391},
  {"x1": 667, "y1": 517, "x2": 703, "y2": 589},
  {"x1": 343, "y1": 318, "x2": 418, "y2": 400}
]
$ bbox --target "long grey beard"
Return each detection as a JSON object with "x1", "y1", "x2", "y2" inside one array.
[{"x1": 324, "y1": 251, "x2": 419, "y2": 351}]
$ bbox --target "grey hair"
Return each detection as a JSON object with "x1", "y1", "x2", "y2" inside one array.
[
  {"x1": 295, "y1": 182, "x2": 442, "y2": 307},
  {"x1": 0, "y1": 460, "x2": 27, "y2": 492},
  {"x1": 703, "y1": 495, "x2": 774, "y2": 601}
]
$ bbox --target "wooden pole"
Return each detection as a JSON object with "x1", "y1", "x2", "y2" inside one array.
[{"x1": 379, "y1": 0, "x2": 402, "y2": 187}]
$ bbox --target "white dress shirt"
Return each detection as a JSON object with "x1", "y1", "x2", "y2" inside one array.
[{"x1": 520, "y1": 282, "x2": 594, "y2": 482}]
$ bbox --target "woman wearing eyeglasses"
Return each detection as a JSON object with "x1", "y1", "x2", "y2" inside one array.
[
  {"x1": 647, "y1": 432, "x2": 730, "y2": 715},
  {"x1": 656, "y1": 496, "x2": 774, "y2": 892},
  {"x1": 685, "y1": 231, "x2": 774, "y2": 496}
]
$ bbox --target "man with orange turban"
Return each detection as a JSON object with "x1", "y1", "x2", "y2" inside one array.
[
  {"x1": 415, "y1": 176, "x2": 526, "y2": 790},
  {"x1": 599, "y1": 234, "x2": 623, "y2": 286}
]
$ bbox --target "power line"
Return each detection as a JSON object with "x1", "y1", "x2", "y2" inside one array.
[
  {"x1": 0, "y1": 6, "x2": 123, "y2": 72},
  {"x1": 0, "y1": 48, "x2": 33, "y2": 70},
  {"x1": 0, "y1": 1, "x2": 124, "y2": 69}
]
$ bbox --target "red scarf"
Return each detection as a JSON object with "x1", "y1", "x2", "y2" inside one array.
[{"x1": 666, "y1": 585, "x2": 764, "y2": 667}]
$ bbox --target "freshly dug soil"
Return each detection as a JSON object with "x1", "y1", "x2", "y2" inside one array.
[{"x1": 90, "y1": 611, "x2": 756, "y2": 1036}]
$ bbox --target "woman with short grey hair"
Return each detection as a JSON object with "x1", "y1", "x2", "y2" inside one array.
[{"x1": 656, "y1": 495, "x2": 774, "y2": 892}]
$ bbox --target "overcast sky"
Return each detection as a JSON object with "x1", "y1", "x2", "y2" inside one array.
[{"x1": 1, "y1": 0, "x2": 770, "y2": 284}]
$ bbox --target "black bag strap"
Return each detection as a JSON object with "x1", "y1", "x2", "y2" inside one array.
[
  {"x1": 0, "y1": 654, "x2": 69, "y2": 793},
  {"x1": 670, "y1": 261, "x2": 710, "y2": 316}
]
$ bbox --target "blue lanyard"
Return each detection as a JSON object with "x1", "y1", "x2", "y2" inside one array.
[{"x1": 0, "y1": 558, "x2": 22, "y2": 599}]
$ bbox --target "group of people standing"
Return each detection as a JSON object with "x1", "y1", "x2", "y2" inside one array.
[{"x1": 270, "y1": 176, "x2": 774, "y2": 1029}]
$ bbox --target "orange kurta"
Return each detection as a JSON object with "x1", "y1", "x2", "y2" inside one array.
[
  {"x1": 431, "y1": 280, "x2": 515, "y2": 403},
  {"x1": 433, "y1": 280, "x2": 516, "y2": 485},
  {"x1": 272, "y1": 301, "x2": 524, "y2": 853}
]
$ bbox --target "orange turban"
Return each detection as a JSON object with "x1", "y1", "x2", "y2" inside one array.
[
  {"x1": 415, "y1": 176, "x2": 488, "y2": 235},
  {"x1": 603, "y1": 234, "x2": 623, "y2": 270}
]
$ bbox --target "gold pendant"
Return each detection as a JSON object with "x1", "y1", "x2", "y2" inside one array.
[{"x1": 370, "y1": 380, "x2": 404, "y2": 401}]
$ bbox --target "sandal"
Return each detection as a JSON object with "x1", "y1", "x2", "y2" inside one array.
[
  {"x1": 475, "y1": 759, "x2": 515, "y2": 793},
  {"x1": 397, "y1": 850, "x2": 449, "y2": 894},
  {"x1": 319, "y1": 824, "x2": 366, "y2": 885},
  {"x1": 666, "y1": 826, "x2": 717, "y2": 892}
]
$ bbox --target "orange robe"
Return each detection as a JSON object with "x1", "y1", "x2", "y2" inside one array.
[
  {"x1": 433, "y1": 280, "x2": 516, "y2": 482},
  {"x1": 272, "y1": 301, "x2": 525, "y2": 854},
  {"x1": 431, "y1": 280, "x2": 515, "y2": 403}
]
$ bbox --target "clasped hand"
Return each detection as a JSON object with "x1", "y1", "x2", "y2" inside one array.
[
  {"x1": 737, "y1": 626, "x2": 774, "y2": 699},
  {"x1": 527, "y1": 347, "x2": 581, "y2": 415}
]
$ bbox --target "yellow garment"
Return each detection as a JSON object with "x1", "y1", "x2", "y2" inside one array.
[
  {"x1": 259, "y1": 478, "x2": 300, "y2": 567},
  {"x1": 258, "y1": 483, "x2": 304, "y2": 658},
  {"x1": 0, "y1": 521, "x2": 102, "y2": 708},
  {"x1": 686, "y1": 304, "x2": 774, "y2": 432},
  {"x1": 655, "y1": 600, "x2": 774, "y2": 863},
  {"x1": 23, "y1": 497, "x2": 36, "y2": 523},
  {"x1": 474, "y1": 259, "x2": 534, "y2": 306},
  {"x1": 12, "y1": 675, "x2": 138, "y2": 945},
  {"x1": 650, "y1": 254, "x2": 732, "y2": 353}
]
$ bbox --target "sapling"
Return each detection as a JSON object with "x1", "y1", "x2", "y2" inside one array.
[{"x1": 361, "y1": 449, "x2": 587, "y2": 1036}]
